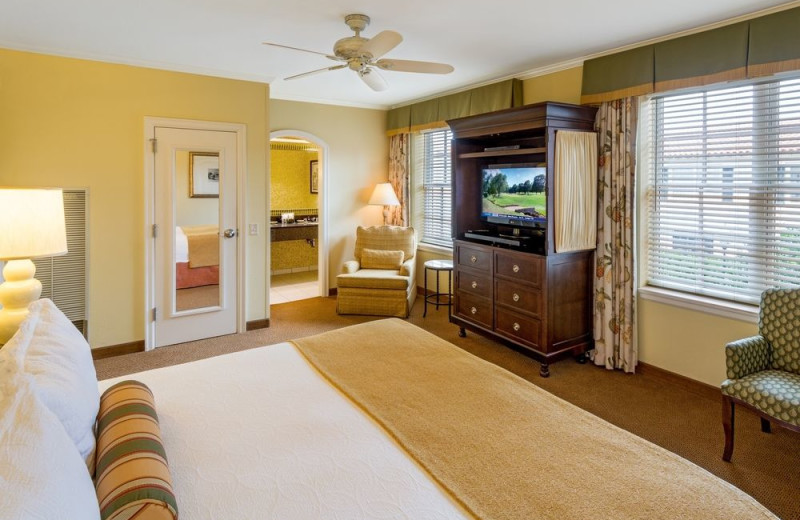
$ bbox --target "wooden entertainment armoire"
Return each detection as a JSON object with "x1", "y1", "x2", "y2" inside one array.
[{"x1": 447, "y1": 102, "x2": 598, "y2": 377}]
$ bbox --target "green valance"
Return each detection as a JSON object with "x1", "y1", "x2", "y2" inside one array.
[
  {"x1": 748, "y1": 6, "x2": 800, "y2": 77},
  {"x1": 581, "y1": 46, "x2": 654, "y2": 104},
  {"x1": 409, "y1": 98, "x2": 440, "y2": 132},
  {"x1": 437, "y1": 91, "x2": 472, "y2": 122},
  {"x1": 581, "y1": 6, "x2": 800, "y2": 103},
  {"x1": 386, "y1": 105, "x2": 411, "y2": 136},
  {"x1": 654, "y1": 22, "x2": 749, "y2": 92},
  {"x1": 387, "y1": 78, "x2": 522, "y2": 135}
]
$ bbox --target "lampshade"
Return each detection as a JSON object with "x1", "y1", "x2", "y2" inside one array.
[
  {"x1": 0, "y1": 188, "x2": 68, "y2": 260},
  {"x1": 368, "y1": 183, "x2": 400, "y2": 207}
]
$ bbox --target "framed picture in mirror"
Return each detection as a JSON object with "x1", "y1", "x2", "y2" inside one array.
[
  {"x1": 190, "y1": 152, "x2": 220, "y2": 198},
  {"x1": 310, "y1": 160, "x2": 319, "y2": 194}
]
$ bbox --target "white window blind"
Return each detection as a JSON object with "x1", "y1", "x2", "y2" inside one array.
[
  {"x1": 33, "y1": 188, "x2": 88, "y2": 335},
  {"x1": 419, "y1": 128, "x2": 453, "y2": 248},
  {"x1": 647, "y1": 76, "x2": 800, "y2": 304}
]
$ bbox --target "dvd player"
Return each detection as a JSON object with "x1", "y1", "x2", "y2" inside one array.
[{"x1": 464, "y1": 232, "x2": 522, "y2": 247}]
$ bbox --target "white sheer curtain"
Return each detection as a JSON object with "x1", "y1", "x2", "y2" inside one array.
[{"x1": 554, "y1": 130, "x2": 597, "y2": 253}]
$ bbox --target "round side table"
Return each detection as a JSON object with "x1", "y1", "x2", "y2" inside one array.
[{"x1": 423, "y1": 259, "x2": 453, "y2": 318}]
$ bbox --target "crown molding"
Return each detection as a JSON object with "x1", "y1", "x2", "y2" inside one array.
[{"x1": 268, "y1": 91, "x2": 389, "y2": 110}]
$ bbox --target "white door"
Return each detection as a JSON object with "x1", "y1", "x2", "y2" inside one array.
[{"x1": 152, "y1": 127, "x2": 238, "y2": 347}]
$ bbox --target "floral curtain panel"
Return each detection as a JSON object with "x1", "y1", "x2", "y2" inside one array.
[
  {"x1": 593, "y1": 98, "x2": 638, "y2": 372},
  {"x1": 388, "y1": 133, "x2": 410, "y2": 226}
]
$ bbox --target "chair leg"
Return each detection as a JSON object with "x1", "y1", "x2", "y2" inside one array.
[
  {"x1": 722, "y1": 395, "x2": 735, "y2": 462},
  {"x1": 761, "y1": 417, "x2": 772, "y2": 433}
]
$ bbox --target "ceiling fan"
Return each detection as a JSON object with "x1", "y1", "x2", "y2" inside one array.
[{"x1": 263, "y1": 14, "x2": 454, "y2": 92}]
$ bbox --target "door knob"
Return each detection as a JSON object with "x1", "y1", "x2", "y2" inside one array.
[{"x1": 223, "y1": 228, "x2": 237, "y2": 238}]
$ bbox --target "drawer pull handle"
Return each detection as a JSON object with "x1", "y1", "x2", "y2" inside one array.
[
  {"x1": 470, "y1": 307, "x2": 477, "y2": 315},
  {"x1": 470, "y1": 255, "x2": 477, "y2": 263},
  {"x1": 471, "y1": 281, "x2": 478, "y2": 289},
  {"x1": 512, "y1": 264, "x2": 520, "y2": 273},
  {"x1": 513, "y1": 322, "x2": 521, "y2": 332},
  {"x1": 512, "y1": 293, "x2": 520, "y2": 302}
]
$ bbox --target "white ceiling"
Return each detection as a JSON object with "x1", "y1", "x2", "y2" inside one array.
[{"x1": 1, "y1": 0, "x2": 796, "y2": 109}]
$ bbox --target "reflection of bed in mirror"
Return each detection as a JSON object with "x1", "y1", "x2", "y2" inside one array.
[{"x1": 175, "y1": 226, "x2": 219, "y2": 289}]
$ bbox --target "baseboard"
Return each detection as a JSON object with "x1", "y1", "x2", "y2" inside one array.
[
  {"x1": 637, "y1": 361, "x2": 719, "y2": 401},
  {"x1": 91, "y1": 340, "x2": 145, "y2": 360},
  {"x1": 92, "y1": 321, "x2": 270, "y2": 359},
  {"x1": 246, "y1": 319, "x2": 270, "y2": 331}
]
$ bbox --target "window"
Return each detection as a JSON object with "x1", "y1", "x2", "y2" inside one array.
[
  {"x1": 412, "y1": 128, "x2": 453, "y2": 248},
  {"x1": 646, "y1": 76, "x2": 800, "y2": 305}
]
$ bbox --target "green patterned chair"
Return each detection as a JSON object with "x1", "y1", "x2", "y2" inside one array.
[{"x1": 721, "y1": 288, "x2": 800, "y2": 461}]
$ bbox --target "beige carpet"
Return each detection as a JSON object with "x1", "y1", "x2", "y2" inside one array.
[
  {"x1": 175, "y1": 285, "x2": 219, "y2": 311},
  {"x1": 94, "y1": 296, "x2": 800, "y2": 520}
]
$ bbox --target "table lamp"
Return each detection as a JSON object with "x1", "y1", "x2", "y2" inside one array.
[
  {"x1": 368, "y1": 182, "x2": 400, "y2": 225},
  {"x1": 0, "y1": 188, "x2": 68, "y2": 344}
]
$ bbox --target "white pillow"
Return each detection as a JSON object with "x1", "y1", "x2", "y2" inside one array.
[
  {"x1": 2, "y1": 299, "x2": 100, "y2": 466},
  {"x1": 0, "y1": 368, "x2": 101, "y2": 520}
]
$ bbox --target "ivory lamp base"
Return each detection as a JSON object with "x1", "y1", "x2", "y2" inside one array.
[{"x1": 0, "y1": 259, "x2": 42, "y2": 345}]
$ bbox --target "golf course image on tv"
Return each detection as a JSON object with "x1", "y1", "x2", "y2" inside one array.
[{"x1": 481, "y1": 165, "x2": 546, "y2": 222}]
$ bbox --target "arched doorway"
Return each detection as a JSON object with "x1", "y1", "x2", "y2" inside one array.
[{"x1": 268, "y1": 130, "x2": 329, "y2": 305}]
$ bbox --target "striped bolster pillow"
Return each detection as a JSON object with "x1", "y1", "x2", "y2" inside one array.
[{"x1": 95, "y1": 380, "x2": 178, "y2": 520}]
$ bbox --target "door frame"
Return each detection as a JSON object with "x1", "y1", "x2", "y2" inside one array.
[
  {"x1": 144, "y1": 117, "x2": 247, "y2": 350},
  {"x1": 268, "y1": 130, "x2": 329, "y2": 301}
]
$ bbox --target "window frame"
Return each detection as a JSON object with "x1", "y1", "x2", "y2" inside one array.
[
  {"x1": 411, "y1": 127, "x2": 454, "y2": 251},
  {"x1": 640, "y1": 73, "x2": 800, "y2": 321}
]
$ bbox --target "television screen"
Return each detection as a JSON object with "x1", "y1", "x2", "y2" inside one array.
[{"x1": 481, "y1": 165, "x2": 546, "y2": 227}]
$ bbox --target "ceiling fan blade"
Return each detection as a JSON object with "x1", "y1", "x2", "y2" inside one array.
[
  {"x1": 359, "y1": 30, "x2": 402, "y2": 59},
  {"x1": 285, "y1": 64, "x2": 346, "y2": 81},
  {"x1": 263, "y1": 42, "x2": 341, "y2": 61},
  {"x1": 358, "y1": 68, "x2": 388, "y2": 91},
  {"x1": 375, "y1": 59, "x2": 454, "y2": 74}
]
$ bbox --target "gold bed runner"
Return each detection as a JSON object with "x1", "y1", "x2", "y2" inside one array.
[
  {"x1": 183, "y1": 225, "x2": 219, "y2": 268},
  {"x1": 291, "y1": 319, "x2": 777, "y2": 520}
]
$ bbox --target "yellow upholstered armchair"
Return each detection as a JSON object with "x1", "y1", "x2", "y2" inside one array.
[{"x1": 336, "y1": 225, "x2": 417, "y2": 318}]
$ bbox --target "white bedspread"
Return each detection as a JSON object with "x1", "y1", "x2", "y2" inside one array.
[
  {"x1": 99, "y1": 343, "x2": 469, "y2": 520},
  {"x1": 175, "y1": 226, "x2": 188, "y2": 263}
]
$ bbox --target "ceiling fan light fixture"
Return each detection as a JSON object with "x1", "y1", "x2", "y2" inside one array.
[
  {"x1": 358, "y1": 68, "x2": 388, "y2": 91},
  {"x1": 266, "y1": 13, "x2": 453, "y2": 92}
]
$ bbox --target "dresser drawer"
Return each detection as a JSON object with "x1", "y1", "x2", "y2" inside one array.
[
  {"x1": 495, "y1": 309, "x2": 542, "y2": 350},
  {"x1": 495, "y1": 279, "x2": 542, "y2": 317},
  {"x1": 495, "y1": 251, "x2": 543, "y2": 287},
  {"x1": 456, "y1": 271, "x2": 492, "y2": 299},
  {"x1": 455, "y1": 291, "x2": 493, "y2": 329},
  {"x1": 456, "y1": 244, "x2": 491, "y2": 273}
]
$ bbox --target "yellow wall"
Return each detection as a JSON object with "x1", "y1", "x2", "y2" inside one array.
[
  {"x1": 0, "y1": 48, "x2": 269, "y2": 348},
  {"x1": 522, "y1": 66, "x2": 583, "y2": 105},
  {"x1": 638, "y1": 299, "x2": 757, "y2": 385},
  {"x1": 271, "y1": 240, "x2": 317, "y2": 272},
  {"x1": 270, "y1": 148, "x2": 319, "y2": 210},
  {"x1": 269, "y1": 99, "x2": 388, "y2": 291}
]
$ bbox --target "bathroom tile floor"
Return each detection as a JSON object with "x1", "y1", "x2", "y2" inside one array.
[{"x1": 270, "y1": 271, "x2": 319, "y2": 304}]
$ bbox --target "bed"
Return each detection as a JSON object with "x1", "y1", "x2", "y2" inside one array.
[
  {"x1": 175, "y1": 225, "x2": 219, "y2": 289},
  {"x1": 100, "y1": 320, "x2": 778, "y2": 520},
  {"x1": 0, "y1": 301, "x2": 780, "y2": 519}
]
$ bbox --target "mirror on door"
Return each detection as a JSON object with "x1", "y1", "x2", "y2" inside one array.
[{"x1": 174, "y1": 150, "x2": 221, "y2": 312}]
